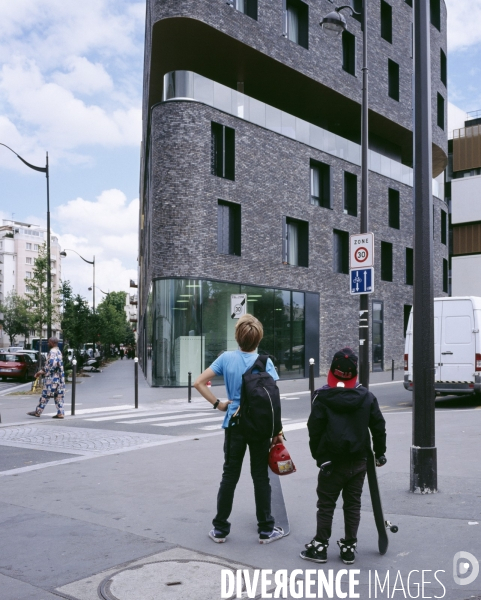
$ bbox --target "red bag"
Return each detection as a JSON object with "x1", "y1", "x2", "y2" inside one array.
[{"x1": 269, "y1": 443, "x2": 296, "y2": 476}]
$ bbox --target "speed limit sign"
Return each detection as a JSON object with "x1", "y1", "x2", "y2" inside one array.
[{"x1": 350, "y1": 233, "x2": 374, "y2": 268}]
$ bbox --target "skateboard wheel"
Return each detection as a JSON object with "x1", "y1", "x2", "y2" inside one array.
[{"x1": 390, "y1": 525, "x2": 399, "y2": 533}]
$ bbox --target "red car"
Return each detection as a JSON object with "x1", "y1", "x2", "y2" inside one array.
[{"x1": 0, "y1": 353, "x2": 37, "y2": 382}]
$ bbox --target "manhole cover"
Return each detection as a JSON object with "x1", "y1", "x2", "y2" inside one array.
[{"x1": 100, "y1": 559, "x2": 238, "y2": 600}]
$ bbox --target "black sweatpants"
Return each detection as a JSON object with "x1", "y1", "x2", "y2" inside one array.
[
  {"x1": 315, "y1": 459, "x2": 367, "y2": 542},
  {"x1": 212, "y1": 427, "x2": 275, "y2": 536}
]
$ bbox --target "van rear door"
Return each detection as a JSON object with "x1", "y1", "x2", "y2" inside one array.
[
  {"x1": 439, "y1": 299, "x2": 475, "y2": 382},
  {"x1": 434, "y1": 300, "x2": 442, "y2": 382}
]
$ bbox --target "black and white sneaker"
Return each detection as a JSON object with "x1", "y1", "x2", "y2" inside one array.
[
  {"x1": 208, "y1": 529, "x2": 227, "y2": 543},
  {"x1": 337, "y1": 538, "x2": 357, "y2": 564},
  {"x1": 300, "y1": 539, "x2": 328, "y2": 563},
  {"x1": 259, "y1": 526, "x2": 285, "y2": 544}
]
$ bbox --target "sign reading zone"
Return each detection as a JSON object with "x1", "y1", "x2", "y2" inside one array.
[{"x1": 350, "y1": 233, "x2": 374, "y2": 268}]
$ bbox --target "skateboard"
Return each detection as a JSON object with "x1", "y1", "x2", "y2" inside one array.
[
  {"x1": 366, "y1": 447, "x2": 398, "y2": 555},
  {"x1": 269, "y1": 472, "x2": 290, "y2": 536}
]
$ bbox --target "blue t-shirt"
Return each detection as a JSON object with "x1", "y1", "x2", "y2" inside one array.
[{"x1": 210, "y1": 350, "x2": 279, "y2": 428}]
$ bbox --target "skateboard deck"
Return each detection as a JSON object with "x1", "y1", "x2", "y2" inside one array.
[
  {"x1": 366, "y1": 447, "x2": 398, "y2": 554},
  {"x1": 269, "y1": 472, "x2": 290, "y2": 536}
]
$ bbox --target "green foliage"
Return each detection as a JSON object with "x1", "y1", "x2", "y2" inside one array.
[
  {"x1": 0, "y1": 291, "x2": 30, "y2": 345},
  {"x1": 96, "y1": 291, "x2": 130, "y2": 348},
  {"x1": 60, "y1": 281, "x2": 93, "y2": 353}
]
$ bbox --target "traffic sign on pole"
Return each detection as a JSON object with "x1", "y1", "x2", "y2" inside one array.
[
  {"x1": 350, "y1": 268, "x2": 374, "y2": 295},
  {"x1": 231, "y1": 294, "x2": 247, "y2": 319},
  {"x1": 350, "y1": 232, "x2": 374, "y2": 268}
]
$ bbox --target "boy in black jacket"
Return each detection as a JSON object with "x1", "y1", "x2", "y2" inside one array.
[{"x1": 301, "y1": 348, "x2": 386, "y2": 565}]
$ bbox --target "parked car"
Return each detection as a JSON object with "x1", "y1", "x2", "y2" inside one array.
[
  {"x1": 0, "y1": 352, "x2": 37, "y2": 382},
  {"x1": 8, "y1": 346, "x2": 24, "y2": 352},
  {"x1": 18, "y1": 350, "x2": 42, "y2": 364},
  {"x1": 404, "y1": 296, "x2": 481, "y2": 396}
]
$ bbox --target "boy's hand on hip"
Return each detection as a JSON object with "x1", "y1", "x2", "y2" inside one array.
[{"x1": 217, "y1": 401, "x2": 231, "y2": 412}]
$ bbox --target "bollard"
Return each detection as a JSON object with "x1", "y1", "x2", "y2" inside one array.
[
  {"x1": 392, "y1": 359, "x2": 395, "y2": 381},
  {"x1": 71, "y1": 359, "x2": 77, "y2": 416},
  {"x1": 134, "y1": 357, "x2": 139, "y2": 409},
  {"x1": 309, "y1": 358, "x2": 315, "y2": 400},
  {"x1": 188, "y1": 372, "x2": 192, "y2": 403}
]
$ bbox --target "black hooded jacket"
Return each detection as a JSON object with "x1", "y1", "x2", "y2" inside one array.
[{"x1": 308, "y1": 385, "x2": 386, "y2": 466}]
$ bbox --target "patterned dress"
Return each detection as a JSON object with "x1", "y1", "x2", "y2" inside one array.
[{"x1": 35, "y1": 346, "x2": 65, "y2": 415}]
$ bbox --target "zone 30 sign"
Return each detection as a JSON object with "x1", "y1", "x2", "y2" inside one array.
[{"x1": 350, "y1": 232, "x2": 374, "y2": 269}]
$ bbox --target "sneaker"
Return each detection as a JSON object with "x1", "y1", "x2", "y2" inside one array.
[
  {"x1": 27, "y1": 411, "x2": 41, "y2": 418},
  {"x1": 300, "y1": 539, "x2": 328, "y2": 563},
  {"x1": 52, "y1": 414, "x2": 64, "y2": 419},
  {"x1": 259, "y1": 526, "x2": 285, "y2": 544},
  {"x1": 208, "y1": 529, "x2": 227, "y2": 543},
  {"x1": 337, "y1": 538, "x2": 357, "y2": 564}
]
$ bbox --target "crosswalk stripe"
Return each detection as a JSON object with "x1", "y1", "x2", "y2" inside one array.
[
  {"x1": 72, "y1": 405, "x2": 135, "y2": 415},
  {"x1": 86, "y1": 408, "x2": 210, "y2": 422},
  {"x1": 152, "y1": 416, "x2": 225, "y2": 427},
  {"x1": 116, "y1": 412, "x2": 211, "y2": 425},
  {"x1": 283, "y1": 422, "x2": 307, "y2": 432}
]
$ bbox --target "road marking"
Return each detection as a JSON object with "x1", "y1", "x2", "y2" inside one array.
[
  {"x1": 70, "y1": 405, "x2": 134, "y2": 415},
  {"x1": 86, "y1": 408, "x2": 211, "y2": 422},
  {"x1": 117, "y1": 412, "x2": 212, "y2": 425},
  {"x1": 152, "y1": 416, "x2": 225, "y2": 427},
  {"x1": 283, "y1": 422, "x2": 307, "y2": 432}
]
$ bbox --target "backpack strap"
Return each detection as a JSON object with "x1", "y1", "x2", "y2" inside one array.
[{"x1": 245, "y1": 354, "x2": 269, "y2": 376}]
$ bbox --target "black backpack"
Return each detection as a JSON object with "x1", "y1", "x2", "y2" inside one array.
[{"x1": 237, "y1": 355, "x2": 282, "y2": 441}]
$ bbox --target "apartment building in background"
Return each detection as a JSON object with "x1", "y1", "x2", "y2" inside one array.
[
  {"x1": 447, "y1": 112, "x2": 481, "y2": 296},
  {"x1": 0, "y1": 219, "x2": 62, "y2": 347},
  {"x1": 138, "y1": 0, "x2": 449, "y2": 386}
]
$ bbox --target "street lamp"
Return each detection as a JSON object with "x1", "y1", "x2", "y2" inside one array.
[
  {"x1": 0, "y1": 143, "x2": 53, "y2": 339},
  {"x1": 88, "y1": 285, "x2": 108, "y2": 296},
  {"x1": 320, "y1": 3, "x2": 370, "y2": 389},
  {"x1": 60, "y1": 250, "x2": 96, "y2": 311}
]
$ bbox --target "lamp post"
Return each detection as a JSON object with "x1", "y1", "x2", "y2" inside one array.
[
  {"x1": 0, "y1": 144, "x2": 52, "y2": 340},
  {"x1": 320, "y1": 4, "x2": 370, "y2": 388},
  {"x1": 60, "y1": 250, "x2": 95, "y2": 311}
]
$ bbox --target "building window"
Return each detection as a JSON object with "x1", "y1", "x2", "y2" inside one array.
[
  {"x1": 25, "y1": 271, "x2": 32, "y2": 279},
  {"x1": 34, "y1": 244, "x2": 39, "y2": 250},
  {"x1": 405, "y1": 0, "x2": 412, "y2": 6},
  {"x1": 283, "y1": 217, "x2": 308, "y2": 267},
  {"x1": 26, "y1": 243, "x2": 32, "y2": 250},
  {"x1": 352, "y1": 0, "x2": 362, "y2": 23},
  {"x1": 372, "y1": 301, "x2": 384, "y2": 371},
  {"x1": 229, "y1": 0, "x2": 257, "y2": 19},
  {"x1": 344, "y1": 172, "x2": 357, "y2": 217},
  {"x1": 443, "y1": 258, "x2": 448, "y2": 293},
  {"x1": 380, "y1": 1, "x2": 392, "y2": 43},
  {"x1": 388, "y1": 188, "x2": 400, "y2": 229},
  {"x1": 217, "y1": 200, "x2": 241, "y2": 256},
  {"x1": 342, "y1": 31, "x2": 356, "y2": 76},
  {"x1": 437, "y1": 93, "x2": 445, "y2": 130},
  {"x1": 381, "y1": 241, "x2": 393, "y2": 281},
  {"x1": 404, "y1": 304, "x2": 412, "y2": 337},
  {"x1": 388, "y1": 59, "x2": 399, "y2": 101},
  {"x1": 26, "y1": 257, "x2": 32, "y2": 264},
  {"x1": 441, "y1": 210, "x2": 447, "y2": 245},
  {"x1": 430, "y1": 0, "x2": 441, "y2": 31},
  {"x1": 211, "y1": 122, "x2": 235, "y2": 180},
  {"x1": 310, "y1": 160, "x2": 331, "y2": 208},
  {"x1": 405, "y1": 248, "x2": 413, "y2": 285},
  {"x1": 285, "y1": 0, "x2": 309, "y2": 49},
  {"x1": 333, "y1": 229, "x2": 349, "y2": 274},
  {"x1": 440, "y1": 49, "x2": 447, "y2": 87}
]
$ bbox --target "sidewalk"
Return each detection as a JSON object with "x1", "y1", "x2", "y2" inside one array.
[{"x1": 0, "y1": 360, "x2": 479, "y2": 599}]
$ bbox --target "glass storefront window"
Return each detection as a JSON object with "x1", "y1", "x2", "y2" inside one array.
[{"x1": 145, "y1": 278, "x2": 308, "y2": 386}]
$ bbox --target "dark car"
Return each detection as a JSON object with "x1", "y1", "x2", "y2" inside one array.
[{"x1": 0, "y1": 353, "x2": 37, "y2": 382}]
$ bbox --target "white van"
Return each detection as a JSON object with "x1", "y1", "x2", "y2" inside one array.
[{"x1": 404, "y1": 296, "x2": 481, "y2": 396}]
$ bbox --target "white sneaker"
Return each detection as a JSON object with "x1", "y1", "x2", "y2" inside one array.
[
  {"x1": 209, "y1": 529, "x2": 227, "y2": 543},
  {"x1": 259, "y1": 526, "x2": 285, "y2": 544}
]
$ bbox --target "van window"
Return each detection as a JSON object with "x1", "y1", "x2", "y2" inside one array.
[{"x1": 444, "y1": 316, "x2": 472, "y2": 344}]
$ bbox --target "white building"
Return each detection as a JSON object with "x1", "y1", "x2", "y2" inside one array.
[
  {"x1": 0, "y1": 219, "x2": 62, "y2": 347},
  {"x1": 450, "y1": 115, "x2": 481, "y2": 297}
]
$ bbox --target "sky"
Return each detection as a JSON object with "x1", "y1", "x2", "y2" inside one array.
[{"x1": 0, "y1": 0, "x2": 481, "y2": 302}]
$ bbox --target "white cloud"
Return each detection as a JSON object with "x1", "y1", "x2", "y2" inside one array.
[
  {"x1": 52, "y1": 57, "x2": 113, "y2": 95},
  {"x1": 54, "y1": 189, "x2": 138, "y2": 301},
  {"x1": 445, "y1": 0, "x2": 481, "y2": 51}
]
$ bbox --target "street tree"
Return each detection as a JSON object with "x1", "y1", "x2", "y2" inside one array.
[
  {"x1": 59, "y1": 281, "x2": 93, "y2": 356},
  {"x1": 0, "y1": 291, "x2": 31, "y2": 346}
]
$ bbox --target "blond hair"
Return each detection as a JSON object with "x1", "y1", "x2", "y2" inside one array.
[{"x1": 235, "y1": 314, "x2": 263, "y2": 352}]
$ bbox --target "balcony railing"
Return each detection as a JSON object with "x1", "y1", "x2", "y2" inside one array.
[{"x1": 162, "y1": 70, "x2": 442, "y2": 199}]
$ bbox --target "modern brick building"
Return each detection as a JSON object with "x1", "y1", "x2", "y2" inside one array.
[{"x1": 138, "y1": 0, "x2": 448, "y2": 386}]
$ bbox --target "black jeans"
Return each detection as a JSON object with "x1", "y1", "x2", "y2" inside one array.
[
  {"x1": 315, "y1": 459, "x2": 367, "y2": 542},
  {"x1": 212, "y1": 427, "x2": 275, "y2": 536}
]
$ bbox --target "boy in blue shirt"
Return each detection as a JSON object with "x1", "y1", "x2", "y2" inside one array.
[{"x1": 194, "y1": 314, "x2": 285, "y2": 544}]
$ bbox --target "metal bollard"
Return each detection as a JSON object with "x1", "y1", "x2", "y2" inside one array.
[
  {"x1": 309, "y1": 358, "x2": 315, "y2": 400},
  {"x1": 392, "y1": 359, "x2": 395, "y2": 381},
  {"x1": 188, "y1": 372, "x2": 192, "y2": 403},
  {"x1": 134, "y1": 357, "x2": 139, "y2": 409},
  {"x1": 71, "y1": 359, "x2": 77, "y2": 416}
]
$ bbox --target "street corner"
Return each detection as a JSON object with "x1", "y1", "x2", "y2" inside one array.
[{"x1": 55, "y1": 546, "x2": 262, "y2": 600}]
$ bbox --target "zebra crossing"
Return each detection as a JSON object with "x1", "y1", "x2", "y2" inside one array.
[{"x1": 63, "y1": 404, "x2": 299, "y2": 434}]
